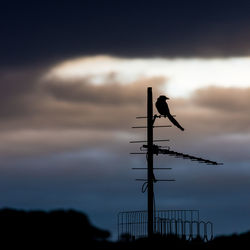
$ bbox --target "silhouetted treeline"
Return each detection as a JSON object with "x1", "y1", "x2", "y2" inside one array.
[
  {"x1": 1, "y1": 208, "x2": 250, "y2": 249},
  {"x1": 0, "y1": 208, "x2": 110, "y2": 248}
]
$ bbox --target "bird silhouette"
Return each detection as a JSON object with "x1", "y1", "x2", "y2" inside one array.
[{"x1": 155, "y1": 95, "x2": 184, "y2": 131}]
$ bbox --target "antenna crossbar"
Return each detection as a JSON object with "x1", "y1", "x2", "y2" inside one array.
[
  {"x1": 130, "y1": 139, "x2": 170, "y2": 143},
  {"x1": 132, "y1": 125, "x2": 171, "y2": 128},
  {"x1": 135, "y1": 179, "x2": 176, "y2": 182},
  {"x1": 136, "y1": 115, "x2": 176, "y2": 119},
  {"x1": 132, "y1": 168, "x2": 172, "y2": 170},
  {"x1": 130, "y1": 153, "x2": 147, "y2": 155}
]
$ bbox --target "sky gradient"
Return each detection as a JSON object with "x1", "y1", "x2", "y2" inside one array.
[{"x1": 1, "y1": 0, "x2": 250, "y2": 239}]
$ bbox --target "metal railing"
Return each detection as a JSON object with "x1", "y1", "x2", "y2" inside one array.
[{"x1": 118, "y1": 210, "x2": 213, "y2": 241}]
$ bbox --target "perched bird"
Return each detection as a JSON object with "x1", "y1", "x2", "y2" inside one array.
[{"x1": 155, "y1": 95, "x2": 184, "y2": 131}]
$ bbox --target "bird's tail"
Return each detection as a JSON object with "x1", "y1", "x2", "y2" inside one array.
[{"x1": 167, "y1": 114, "x2": 184, "y2": 131}]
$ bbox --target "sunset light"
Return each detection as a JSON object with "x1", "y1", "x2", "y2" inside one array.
[{"x1": 46, "y1": 56, "x2": 250, "y2": 97}]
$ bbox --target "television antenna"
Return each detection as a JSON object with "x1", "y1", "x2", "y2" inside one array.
[{"x1": 130, "y1": 87, "x2": 223, "y2": 238}]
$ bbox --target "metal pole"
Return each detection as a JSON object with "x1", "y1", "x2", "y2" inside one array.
[{"x1": 147, "y1": 87, "x2": 154, "y2": 238}]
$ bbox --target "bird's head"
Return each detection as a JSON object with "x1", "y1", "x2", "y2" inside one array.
[{"x1": 158, "y1": 95, "x2": 169, "y2": 101}]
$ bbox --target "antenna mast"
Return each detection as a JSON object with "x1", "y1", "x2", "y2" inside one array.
[{"x1": 147, "y1": 87, "x2": 154, "y2": 238}]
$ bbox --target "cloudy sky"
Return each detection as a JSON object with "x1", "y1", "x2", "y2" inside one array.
[{"x1": 1, "y1": 0, "x2": 250, "y2": 239}]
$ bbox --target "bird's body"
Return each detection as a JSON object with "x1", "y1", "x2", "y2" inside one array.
[{"x1": 155, "y1": 95, "x2": 184, "y2": 131}]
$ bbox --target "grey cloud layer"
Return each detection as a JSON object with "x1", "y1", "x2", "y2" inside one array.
[
  {"x1": 192, "y1": 86, "x2": 250, "y2": 112},
  {"x1": 42, "y1": 76, "x2": 165, "y2": 105},
  {"x1": 0, "y1": 66, "x2": 249, "y2": 158}
]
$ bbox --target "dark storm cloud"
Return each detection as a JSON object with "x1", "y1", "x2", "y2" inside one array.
[{"x1": 2, "y1": 0, "x2": 250, "y2": 67}]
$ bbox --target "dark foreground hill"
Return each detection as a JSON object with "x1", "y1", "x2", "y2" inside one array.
[
  {"x1": 1, "y1": 208, "x2": 250, "y2": 249},
  {"x1": 0, "y1": 208, "x2": 110, "y2": 248}
]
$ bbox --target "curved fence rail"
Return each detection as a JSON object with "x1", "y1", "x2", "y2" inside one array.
[{"x1": 118, "y1": 210, "x2": 213, "y2": 241}]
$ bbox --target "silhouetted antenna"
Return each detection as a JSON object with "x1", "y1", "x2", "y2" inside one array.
[
  {"x1": 141, "y1": 145, "x2": 222, "y2": 165},
  {"x1": 129, "y1": 87, "x2": 223, "y2": 239},
  {"x1": 130, "y1": 152, "x2": 146, "y2": 155}
]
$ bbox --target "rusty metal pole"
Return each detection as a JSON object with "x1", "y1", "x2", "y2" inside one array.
[{"x1": 147, "y1": 87, "x2": 154, "y2": 238}]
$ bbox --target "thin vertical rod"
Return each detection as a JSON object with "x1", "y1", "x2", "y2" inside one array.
[{"x1": 147, "y1": 87, "x2": 154, "y2": 238}]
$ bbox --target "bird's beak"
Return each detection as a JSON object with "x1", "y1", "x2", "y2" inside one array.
[{"x1": 166, "y1": 97, "x2": 170, "y2": 100}]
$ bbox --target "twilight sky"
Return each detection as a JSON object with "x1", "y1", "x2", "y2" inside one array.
[{"x1": 1, "y1": 0, "x2": 250, "y2": 239}]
